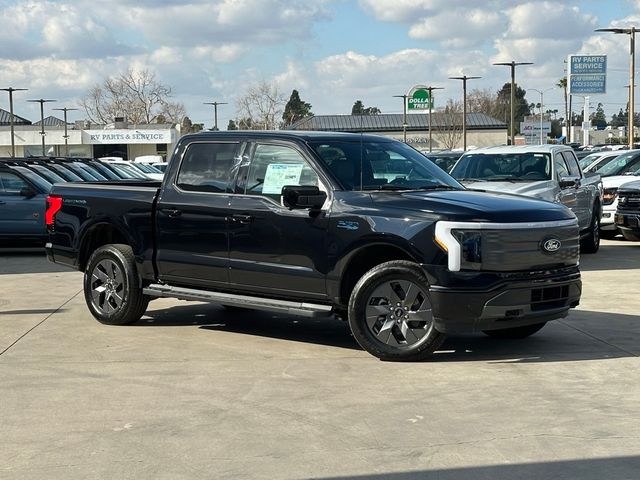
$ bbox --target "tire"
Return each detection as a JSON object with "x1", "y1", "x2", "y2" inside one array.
[
  {"x1": 83, "y1": 244, "x2": 149, "y2": 325},
  {"x1": 580, "y1": 207, "x2": 600, "y2": 254},
  {"x1": 347, "y1": 260, "x2": 446, "y2": 361},
  {"x1": 622, "y1": 230, "x2": 640, "y2": 242},
  {"x1": 483, "y1": 322, "x2": 547, "y2": 339}
]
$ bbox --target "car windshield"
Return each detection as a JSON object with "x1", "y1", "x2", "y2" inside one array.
[
  {"x1": 579, "y1": 153, "x2": 603, "y2": 170},
  {"x1": 49, "y1": 164, "x2": 84, "y2": 181},
  {"x1": 133, "y1": 163, "x2": 162, "y2": 174},
  {"x1": 586, "y1": 154, "x2": 619, "y2": 172},
  {"x1": 308, "y1": 140, "x2": 462, "y2": 191},
  {"x1": 451, "y1": 152, "x2": 552, "y2": 181},
  {"x1": 114, "y1": 163, "x2": 149, "y2": 179},
  {"x1": 27, "y1": 164, "x2": 67, "y2": 183},
  {"x1": 595, "y1": 151, "x2": 640, "y2": 176}
]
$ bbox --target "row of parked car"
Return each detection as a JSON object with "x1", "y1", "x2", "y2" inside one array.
[
  {"x1": 0, "y1": 157, "x2": 164, "y2": 246},
  {"x1": 425, "y1": 145, "x2": 640, "y2": 242}
]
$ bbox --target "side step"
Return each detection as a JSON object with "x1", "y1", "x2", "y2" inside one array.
[{"x1": 143, "y1": 283, "x2": 334, "y2": 318}]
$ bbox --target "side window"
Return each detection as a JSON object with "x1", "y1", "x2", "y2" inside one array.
[
  {"x1": 245, "y1": 144, "x2": 320, "y2": 201},
  {"x1": 0, "y1": 171, "x2": 29, "y2": 195},
  {"x1": 562, "y1": 151, "x2": 582, "y2": 177},
  {"x1": 554, "y1": 154, "x2": 570, "y2": 179},
  {"x1": 176, "y1": 142, "x2": 239, "y2": 193}
]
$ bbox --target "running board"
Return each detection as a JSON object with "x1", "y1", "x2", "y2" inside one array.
[{"x1": 143, "y1": 284, "x2": 334, "y2": 318}]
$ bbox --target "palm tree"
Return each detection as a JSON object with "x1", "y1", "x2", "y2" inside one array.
[{"x1": 557, "y1": 77, "x2": 569, "y2": 142}]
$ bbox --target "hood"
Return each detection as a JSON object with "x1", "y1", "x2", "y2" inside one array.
[
  {"x1": 618, "y1": 179, "x2": 640, "y2": 192},
  {"x1": 461, "y1": 180, "x2": 555, "y2": 201},
  {"x1": 368, "y1": 189, "x2": 575, "y2": 224},
  {"x1": 602, "y1": 175, "x2": 640, "y2": 189}
]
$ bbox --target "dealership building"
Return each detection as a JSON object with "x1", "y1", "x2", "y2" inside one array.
[
  {"x1": 0, "y1": 109, "x2": 178, "y2": 159},
  {"x1": 287, "y1": 113, "x2": 508, "y2": 150}
]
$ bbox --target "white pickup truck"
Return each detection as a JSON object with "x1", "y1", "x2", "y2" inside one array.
[{"x1": 451, "y1": 144, "x2": 603, "y2": 253}]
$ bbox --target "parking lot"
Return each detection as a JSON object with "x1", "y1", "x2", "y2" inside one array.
[{"x1": 1, "y1": 240, "x2": 639, "y2": 479}]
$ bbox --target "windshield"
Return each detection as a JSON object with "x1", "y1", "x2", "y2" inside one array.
[
  {"x1": 595, "y1": 151, "x2": 640, "y2": 176},
  {"x1": 49, "y1": 164, "x2": 84, "y2": 181},
  {"x1": 579, "y1": 153, "x2": 603, "y2": 170},
  {"x1": 83, "y1": 162, "x2": 121, "y2": 180},
  {"x1": 133, "y1": 163, "x2": 162, "y2": 174},
  {"x1": 113, "y1": 163, "x2": 148, "y2": 179},
  {"x1": 451, "y1": 152, "x2": 552, "y2": 181},
  {"x1": 27, "y1": 164, "x2": 67, "y2": 183},
  {"x1": 308, "y1": 140, "x2": 462, "y2": 191}
]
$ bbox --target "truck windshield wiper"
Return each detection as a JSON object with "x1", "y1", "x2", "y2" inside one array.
[
  {"x1": 412, "y1": 185, "x2": 460, "y2": 191},
  {"x1": 457, "y1": 178, "x2": 483, "y2": 182}
]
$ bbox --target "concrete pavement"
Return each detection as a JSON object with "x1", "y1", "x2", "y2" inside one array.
[{"x1": 1, "y1": 240, "x2": 639, "y2": 479}]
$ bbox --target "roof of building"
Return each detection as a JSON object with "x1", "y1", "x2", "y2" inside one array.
[
  {"x1": 287, "y1": 113, "x2": 506, "y2": 132},
  {"x1": 0, "y1": 108, "x2": 32, "y2": 125},
  {"x1": 33, "y1": 115, "x2": 68, "y2": 127}
]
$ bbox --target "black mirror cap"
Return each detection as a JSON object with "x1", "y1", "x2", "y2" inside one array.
[
  {"x1": 19, "y1": 186, "x2": 37, "y2": 198},
  {"x1": 282, "y1": 185, "x2": 327, "y2": 210},
  {"x1": 559, "y1": 177, "x2": 577, "y2": 188}
]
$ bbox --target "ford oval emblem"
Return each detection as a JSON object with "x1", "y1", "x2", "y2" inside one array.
[{"x1": 542, "y1": 238, "x2": 562, "y2": 253}]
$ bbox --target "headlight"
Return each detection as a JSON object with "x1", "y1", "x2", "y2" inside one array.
[
  {"x1": 603, "y1": 188, "x2": 618, "y2": 205},
  {"x1": 434, "y1": 222, "x2": 482, "y2": 271}
]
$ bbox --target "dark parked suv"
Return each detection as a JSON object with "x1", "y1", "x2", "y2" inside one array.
[{"x1": 46, "y1": 132, "x2": 582, "y2": 361}]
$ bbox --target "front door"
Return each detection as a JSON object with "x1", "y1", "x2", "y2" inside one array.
[
  {"x1": 0, "y1": 171, "x2": 43, "y2": 240},
  {"x1": 155, "y1": 140, "x2": 241, "y2": 289},
  {"x1": 227, "y1": 142, "x2": 330, "y2": 300}
]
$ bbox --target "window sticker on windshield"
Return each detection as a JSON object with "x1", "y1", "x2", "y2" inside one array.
[{"x1": 262, "y1": 163, "x2": 304, "y2": 194}]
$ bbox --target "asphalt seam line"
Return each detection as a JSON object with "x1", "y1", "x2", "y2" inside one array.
[
  {"x1": 0, "y1": 289, "x2": 83, "y2": 357},
  {"x1": 559, "y1": 318, "x2": 639, "y2": 357}
]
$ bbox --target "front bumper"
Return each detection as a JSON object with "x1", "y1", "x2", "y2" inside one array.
[
  {"x1": 423, "y1": 266, "x2": 581, "y2": 333},
  {"x1": 615, "y1": 211, "x2": 640, "y2": 233},
  {"x1": 601, "y1": 202, "x2": 617, "y2": 229}
]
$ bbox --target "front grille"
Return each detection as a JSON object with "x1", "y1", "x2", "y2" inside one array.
[
  {"x1": 480, "y1": 224, "x2": 580, "y2": 272},
  {"x1": 618, "y1": 191, "x2": 640, "y2": 212},
  {"x1": 531, "y1": 285, "x2": 570, "y2": 311}
]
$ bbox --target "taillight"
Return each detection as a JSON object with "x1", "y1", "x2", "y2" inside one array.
[{"x1": 45, "y1": 195, "x2": 63, "y2": 226}]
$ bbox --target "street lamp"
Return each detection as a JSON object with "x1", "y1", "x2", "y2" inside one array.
[
  {"x1": 392, "y1": 94, "x2": 408, "y2": 142},
  {"x1": 203, "y1": 101, "x2": 228, "y2": 131},
  {"x1": 449, "y1": 75, "x2": 481, "y2": 150},
  {"x1": 595, "y1": 27, "x2": 637, "y2": 148},
  {"x1": 27, "y1": 99, "x2": 56, "y2": 156},
  {"x1": 493, "y1": 61, "x2": 534, "y2": 145},
  {"x1": 53, "y1": 107, "x2": 78, "y2": 156},
  {"x1": 1, "y1": 87, "x2": 28, "y2": 157},
  {"x1": 424, "y1": 86, "x2": 444, "y2": 152},
  {"x1": 527, "y1": 88, "x2": 555, "y2": 145}
]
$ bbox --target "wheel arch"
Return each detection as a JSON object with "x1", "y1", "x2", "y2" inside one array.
[{"x1": 78, "y1": 222, "x2": 132, "y2": 271}]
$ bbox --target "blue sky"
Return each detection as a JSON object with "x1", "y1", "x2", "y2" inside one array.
[{"x1": 1, "y1": 0, "x2": 639, "y2": 129}]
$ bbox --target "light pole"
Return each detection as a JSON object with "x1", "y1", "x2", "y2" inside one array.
[
  {"x1": 493, "y1": 61, "x2": 534, "y2": 145},
  {"x1": 449, "y1": 75, "x2": 481, "y2": 150},
  {"x1": 53, "y1": 107, "x2": 78, "y2": 156},
  {"x1": 595, "y1": 27, "x2": 637, "y2": 148},
  {"x1": 27, "y1": 99, "x2": 56, "y2": 156},
  {"x1": 1, "y1": 87, "x2": 28, "y2": 157},
  {"x1": 392, "y1": 94, "x2": 408, "y2": 142},
  {"x1": 203, "y1": 101, "x2": 228, "y2": 131},
  {"x1": 527, "y1": 88, "x2": 554, "y2": 145},
  {"x1": 424, "y1": 86, "x2": 444, "y2": 152}
]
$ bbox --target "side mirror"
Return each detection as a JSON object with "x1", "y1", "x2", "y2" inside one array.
[
  {"x1": 19, "y1": 186, "x2": 37, "y2": 198},
  {"x1": 282, "y1": 185, "x2": 327, "y2": 210},
  {"x1": 559, "y1": 176, "x2": 577, "y2": 188}
]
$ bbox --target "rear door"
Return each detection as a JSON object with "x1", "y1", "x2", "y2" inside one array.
[
  {"x1": 0, "y1": 171, "x2": 43, "y2": 239},
  {"x1": 155, "y1": 140, "x2": 242, "y2": 289},
  {"x1": 227, "y1": 141, "x2": 330, "y2": 299}
]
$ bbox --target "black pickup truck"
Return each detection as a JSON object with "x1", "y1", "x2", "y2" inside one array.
[
  {"x1": 46, "y1": 131, "x2": 582, "y2": 361},
  {"x1": 615, "y1": 180, "x2": 640, "y2": 241}
]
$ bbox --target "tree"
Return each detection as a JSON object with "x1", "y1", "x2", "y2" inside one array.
[
  {"x1": 434, "y1": 99, "x2": 464, "y2": 150},
  {"x1": 80, "y1": 68, "x2": 185, "y2": 124},
  {"x1": 235, "y1": 80, "x2": 286, "y2": 130},
  {"x1": 227, "y1": 119, "x2": 238, "y2": 130},
  {"x1": 557, "y1": 77, "x2": 569, "y2": 140},
  {"x1": 590, "y1": 103, "x2": 607, "y2": 130},
  {"x1": 282, "y1": 90, "x2": 312, "y2": 127},
  {"x1": 466, "y1": 88, "x2": 498, "y2": 117},
  {"x1": 351, "y1": 100, "x2": 381, "y2": 115},
  {"x1": 495, "y1": 82, "x2": 531, "y2": 138}
]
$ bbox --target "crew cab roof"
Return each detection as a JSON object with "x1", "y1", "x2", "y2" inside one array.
[{"x1": 188, "y1": 130, "x2": 397, "y2": 143}]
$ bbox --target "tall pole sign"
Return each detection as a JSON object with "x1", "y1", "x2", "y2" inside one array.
[{"x1": 568, "y1": 55, "x2": 607, "y2": 146}]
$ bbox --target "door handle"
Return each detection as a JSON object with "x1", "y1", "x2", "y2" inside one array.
[
  {"x1": 161, "y1": 208, "x2": 182, "y2": 218},
  {"x1": 231, "y1": 214, "x2": 254, "y2": 224}
]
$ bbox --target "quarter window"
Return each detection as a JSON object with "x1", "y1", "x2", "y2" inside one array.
[
  {"x1": 0, "y1": 171, "x2": 29, "y2": 195},
  {"x1": 561, "y1": 151, "x2": 582, "y2": 177},
  {"x1": 177, "y1": 142, "x2": 239, "y2": 192},
  {"x1": 245, "y1": 144, "x2": 320, "y2": 200}
]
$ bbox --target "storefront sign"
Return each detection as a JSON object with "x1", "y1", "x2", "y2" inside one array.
[
  {"x1": 407, "y1": 86, "x2": 434, "y2": 111},
  {"x1": 568, "y1": 55, "x2": 607, "y2": 95},
  {"x1": 82, "y1": 129, "x2": 174, "y2": 144}
]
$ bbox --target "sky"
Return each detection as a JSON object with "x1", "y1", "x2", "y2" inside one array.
[{"x1": 1, "y1": 0, "x2": 640, "y2": 130}]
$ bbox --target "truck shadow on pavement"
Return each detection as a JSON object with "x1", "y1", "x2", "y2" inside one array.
[
  {"x1": 141, "y1": 303, "x2": 639, "y2": 362},
  {"x1": 0, "y1": 252, "x2": 70, "y2": 275},
  {"x1": 317, "y1": 455, "x2": 640, "y2": 480},
  {"x1": 579, "y1": 243, "x2": 640, "y2": 271}
]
